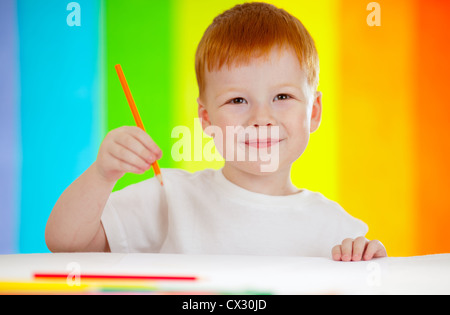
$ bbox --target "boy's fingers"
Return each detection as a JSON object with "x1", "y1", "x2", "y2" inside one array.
[
  {"x1": 115, "y1": 132, "x2": 156, "y2": 165},
  {"x1": 341, "y1": 238, "x2": 354, "y2": 261},
  {"x1": 125, "y1": 126, "x2": 162, "y2": 158},
  {"x1": 105, "y1": 150, "x2": 147, "y2": 175},
  {"x1": 331, "y1": 245, "x2": 342, "y2": 261},
  {"x1": 108, "y1": 143, "x2": 152, "y2": 172},
  {"x1": 363, "y1": 240, "x2": 387, "y2": 260},
  {"x1": 352, "y1": 236, "x2": 367, "y2": 261}
]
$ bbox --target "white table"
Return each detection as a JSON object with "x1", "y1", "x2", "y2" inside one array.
[{"x1": 0, "y1": 253, "x2": 449, "y2": 294}]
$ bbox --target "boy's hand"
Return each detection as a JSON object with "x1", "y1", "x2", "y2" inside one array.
[
  {"x1": 332, "y1": 236, "x2": 387, "y2": 262},
  {"x1": 94, "y1": 126, "x2": 162, "y2": 183}
]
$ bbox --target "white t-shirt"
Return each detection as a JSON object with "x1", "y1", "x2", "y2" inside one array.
[{"x1": 101, "y1": 168, "x2": 368, "y2": 258}]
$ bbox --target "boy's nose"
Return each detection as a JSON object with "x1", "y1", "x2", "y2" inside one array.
[{"x1": 247, "y1": 104, "x2": 276, "y2": 127}]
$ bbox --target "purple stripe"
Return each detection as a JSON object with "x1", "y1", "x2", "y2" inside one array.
[{"x1": 0, "y1": 0, "x2": 18, "y2": 254}]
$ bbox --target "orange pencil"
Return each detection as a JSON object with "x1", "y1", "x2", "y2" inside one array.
[{"x1": 115, "y1": 64, "x2": 163, "y2": 186}]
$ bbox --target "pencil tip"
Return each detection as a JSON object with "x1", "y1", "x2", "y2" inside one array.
[{"x1": 156, "y1": 174, "x2": 163, "y2": 186}]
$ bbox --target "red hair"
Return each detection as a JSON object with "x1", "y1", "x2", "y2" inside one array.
[{"x1": 195, "y1": 2, "x2": 320, "y2": 98}]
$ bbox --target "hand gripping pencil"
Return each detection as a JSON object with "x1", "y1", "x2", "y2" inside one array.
[{"x1": 115, "y1": 64, "x2": 163, "y2": 186}]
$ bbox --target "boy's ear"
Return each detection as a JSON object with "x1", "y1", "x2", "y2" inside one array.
[
  {"x1": 310, "y1": 91, "x2": 322, "y2": 133},
  {"x1": 197, "y1": 97, "x2": 212, "y2": 132}
]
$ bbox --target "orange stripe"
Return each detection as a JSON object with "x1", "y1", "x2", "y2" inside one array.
[
  {"x1": 415, "y1": 1, "x2": 450, "y2": 255},
  {"x1": 338, "y1": 0, "x2": 416, "y2": 257}
]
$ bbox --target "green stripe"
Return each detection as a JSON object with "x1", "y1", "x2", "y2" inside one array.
[{"x1": 104, "y1": 0, "x2": 174, "y2": 191}]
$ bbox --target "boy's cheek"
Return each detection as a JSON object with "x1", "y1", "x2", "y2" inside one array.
[{"x1": 285, "y1": 132, "x2": 310, "y2": 162}]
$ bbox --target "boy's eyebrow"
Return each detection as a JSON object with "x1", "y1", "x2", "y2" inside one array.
[
  {"x1": 215, "y1": 83, "x2": 302, "y2": 99},
  {"x1": 214, "y1": 87, "x2": 242, "y2": 99},
  {"x1": 273, "y1": 83, "x2": 302, "y2": 91}
]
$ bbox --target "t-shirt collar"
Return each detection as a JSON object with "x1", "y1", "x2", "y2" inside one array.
[{"x1": 212, "y1": 168, "x2": 309, "y2": 207}]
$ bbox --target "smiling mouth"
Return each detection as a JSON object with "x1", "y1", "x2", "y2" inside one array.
[{"x1": 244, "y1": 139, "x2": 282, "y2": 148}]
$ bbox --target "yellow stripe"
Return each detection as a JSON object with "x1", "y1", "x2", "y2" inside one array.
[
  {"x1": 0, "y1": 279, "x2": 158, "y2": 294},
  {"x1": 0, "y1": 281, "x2": 90, "y2": 293},
  {"x1": 271, "y1": 0, "x2": 341, "y2": 201}
]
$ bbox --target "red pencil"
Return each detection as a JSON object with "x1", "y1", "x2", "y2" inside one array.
[{"x1": 34, "y1": 273, "x2": 197, "y2": 282}]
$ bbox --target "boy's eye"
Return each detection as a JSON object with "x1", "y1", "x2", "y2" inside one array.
[
  {"x1": 229, "y1": 97, "x2": 247, "y2": 104},
  {"x1": 274, "y1": 94, "x2": 291, "y2": 101}
]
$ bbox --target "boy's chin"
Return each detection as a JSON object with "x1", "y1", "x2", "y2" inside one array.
[{"x1": 224, "y1": 160, "x2": 282, "y2": 175}]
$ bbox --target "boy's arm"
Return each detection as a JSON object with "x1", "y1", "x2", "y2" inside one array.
[
  {"x1": 45, "y1": 126, "x2": 162, "y2": 252},
  {"x1": 45, "y1": 162, "x2": 114, "y2": 252}
]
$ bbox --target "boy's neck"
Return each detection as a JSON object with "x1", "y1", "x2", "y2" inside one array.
[{"x1": 221, "y1": 163, "x2": 300, "y2": 196}]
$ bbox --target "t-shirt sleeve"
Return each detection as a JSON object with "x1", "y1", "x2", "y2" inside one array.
[
  {"x1": 325, "y1": 200, "x2": 369, "y2": 248},
  {"x1": 308, "y1": 192, "x2": 369, "y2": 258},
  {"x1": 101, "y1": 176, "x2": 168, "y2": 253}
]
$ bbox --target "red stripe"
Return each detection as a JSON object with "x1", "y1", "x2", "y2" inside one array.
[{"x1": 34, "y1": 273, "x2": 197, "y2": 281}]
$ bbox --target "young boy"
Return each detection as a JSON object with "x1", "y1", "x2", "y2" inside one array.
[{"x1": 46, "y1": 2, "x2": 386, "y2": 261}]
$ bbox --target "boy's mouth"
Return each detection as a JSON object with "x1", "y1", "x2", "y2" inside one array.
[{"x1": 244, "y1": 138, "x2": 281, "y2": 148}]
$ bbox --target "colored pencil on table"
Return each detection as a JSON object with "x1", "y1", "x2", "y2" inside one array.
[
  {"x1": 115, "y1": 64, "x2": 163, "y2": 186},
  {"x1": 34, "y1": 273, "x2": 197, "y2": 281}
]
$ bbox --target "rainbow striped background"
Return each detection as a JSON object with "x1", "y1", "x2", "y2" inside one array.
[{"x1": 1, "y1": 0, "x2": 449, "y2": 256}]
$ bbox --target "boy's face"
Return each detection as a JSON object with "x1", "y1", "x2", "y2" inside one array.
[{"x1": 197, "y1": 46, "x2": 322, "y2": 176}]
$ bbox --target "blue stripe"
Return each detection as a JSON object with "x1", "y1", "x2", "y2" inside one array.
[
  {"x1": 17, "y1": 0, "x2": 103, "y2": 253},
  {"x1": 0, "y1": 0, "x2": 18, "y2": 254}
]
